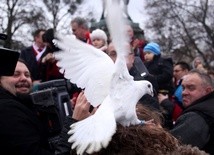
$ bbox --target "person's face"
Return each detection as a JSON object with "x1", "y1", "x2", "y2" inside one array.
[
  {"x1": 125, "y1": 45, "x2": 135, "y2": 70},
  {"x1": 92, "y1": 38, "x2": 105, "y2": 49},
  {"x1": 194, "y1": 59, "x2": 202, "y2": 68},
  {"x1": 126, "y1": 52, "x2": 135, "y2": 70},
  {"x1": 144, "y1": 52, "x2": 155, "y2": 62},
  {"x1": 34, "y1": 31, "x2": 45, "y2": 48},
  {"x1": 107, "y1": 43, "x2": 117, "y2": 62},
  {"x1": 173, "y1": 65, "x2": 188, "y2": 81},
  {"x1": 71, "y1": 22, "x2": 85, "y2": 40},
  {"x1": 125, "y1": 25, "x2": 134, "y2": 42},
  {"x1": 0, "y1": 61, "x2": 32, "y2": 96},
  {"x1": 182, "y1": 73, "x2": 210, "y2": 107},
  {"x1": 107, "y1": 43, "x2": 134, "y2": 70}
]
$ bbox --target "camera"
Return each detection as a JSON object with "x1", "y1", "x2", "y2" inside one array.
[{"x1": 30, "y1": 79, "x2": 74, "y2": 138}]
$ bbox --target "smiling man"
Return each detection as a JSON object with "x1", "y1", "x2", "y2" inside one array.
[
  {"x1": 0, "y1": 59, "x2": 55, "y2": 155},
  {"x1": 171, "y1": 69, "x2": 214, "y2": 154},
  {"x1": 0, "y1": 60, "x2": 32, "y2": 96}
]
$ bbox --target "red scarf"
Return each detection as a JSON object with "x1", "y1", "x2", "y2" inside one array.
[{"x1": 85, "y1": 32, "x2": 92, "y2": 44}]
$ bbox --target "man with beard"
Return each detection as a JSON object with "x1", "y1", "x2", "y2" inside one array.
[{"x1": 0, "y1": 59, "x2": 55, "y2": 155}]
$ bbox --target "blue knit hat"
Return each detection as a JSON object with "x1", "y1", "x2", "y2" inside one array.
[{"x1": 143, "y1": 42, "x2": 160, "y2": 55}]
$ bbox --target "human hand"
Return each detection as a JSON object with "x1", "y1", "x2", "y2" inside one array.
[
  {"x1": 42, "y1": 53, "x2": 55, "y2": 63},
  {"x1": 72, "y1": 92, "x2": 97, "y2": 121},
  {"x1": 132, "y1": 38, "x2": 140, "y2": 49}
]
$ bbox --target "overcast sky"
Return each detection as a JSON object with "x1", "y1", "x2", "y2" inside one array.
[{"x1": 75, "y1": 0, "x2": 148, "y2": 29}]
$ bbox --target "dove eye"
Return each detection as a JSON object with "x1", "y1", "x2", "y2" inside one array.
[{"x1": 148, "y1": 84, "x2": 151, "y2": 88}]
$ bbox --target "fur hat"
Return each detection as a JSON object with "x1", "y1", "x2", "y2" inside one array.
[
  {"x1": 143, "y1": 42, "x2": 161, "y2": 55},
  {"x1": 90, "y1": 29, "x2": 107, "y2": 44}
]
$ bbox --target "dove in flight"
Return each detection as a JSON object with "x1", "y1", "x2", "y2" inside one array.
[{"x1": 54, "y1": 0, "x2": 153, "y2": 154}]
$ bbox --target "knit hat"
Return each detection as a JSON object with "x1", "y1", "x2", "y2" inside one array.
[
  {"x1": 143, "y1": 42, "x2": 161, "y2": 55},
  {"x1": 90, "y1": 29, "x2": 107, "y2": 44}
]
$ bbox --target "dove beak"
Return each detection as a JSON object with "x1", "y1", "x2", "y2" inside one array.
[{"x1": 151, "y1": 90, "x2": 154, "y2": 97}]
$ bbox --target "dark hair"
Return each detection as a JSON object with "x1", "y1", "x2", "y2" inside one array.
[
  {"x1": 97, "y1": 125, "x2": 179, "y2": 155},
  {"x1": 42, "y1": 28, "x2": 54, "y2": 43},
  {"x1": 18, "y1": 58, "x2": 26, "y2": 64},
  {"x1": 32, "y1": 29, "x2": 46, "y2": 38},
  {"x1": 70, "y1": 103, "x2": 207, "y2": 155},
  {"x1": 18, "y1": 58, "x2": 28, "y2": 68},
  {"x1": 136, "y1": 103, "x2": 163, "y2": 126},
  {"x1": 71, "y1": 17, "x2": 88, "y2": 29},
  {"x1": 42, "y1": 28, "x2": 59, "y2": 52},
  {"x1": 171, "y1": 145, "x2": 208, "y2": 155},
  {"x1": 97, "y1": 124, "x2": 207, "y2": 155},
  {"x1": 175, "y1": 61, "x2": 190, "y2": 71}
]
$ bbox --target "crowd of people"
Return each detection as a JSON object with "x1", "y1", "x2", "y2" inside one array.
[{"x1": 0, "y1": 16, "x2": 214, "y2": 155}]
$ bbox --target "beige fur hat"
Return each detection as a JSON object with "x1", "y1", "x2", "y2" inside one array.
[{"x1": 90, "y1": 29, "x2": 107, "y2": 44}]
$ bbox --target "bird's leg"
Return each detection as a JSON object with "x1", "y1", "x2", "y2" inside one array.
[{"x1": 139, "y1": 119, "x2": 155, "y2": 126}]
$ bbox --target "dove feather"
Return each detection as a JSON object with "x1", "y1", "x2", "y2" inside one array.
[
  {"x1": 68, "y1": 97, "x2": 116, "y2": 155},
  {"x1": 106, "y1": 0, "x2": 133, "y2": 83},
  {"x1": 106, "y1": 0, "x2": 129, "y2": 57},
  {"x1": 54, "y1": 35, "x2": 114, "y2": 107},
  {"x1": 54, "y1": 0, "x2": 154, "y2": 154}
]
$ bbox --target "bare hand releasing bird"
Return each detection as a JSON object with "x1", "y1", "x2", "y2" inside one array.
[{"x1": 54, "y1": 0, "x2": 153, "y2": 154}]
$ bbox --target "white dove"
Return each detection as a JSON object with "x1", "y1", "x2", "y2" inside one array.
[{"x1": 54, "y1": 0, "x2": 153, "y2": 154}]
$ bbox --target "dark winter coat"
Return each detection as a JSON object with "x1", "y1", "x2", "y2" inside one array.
[
  {"x1": 55, "y1": 117, "x2": 77, "y2": 155},
  {"x1": 0, "y1": 87, "x2": 54, "y2": 155},
  {"x1": 20, "y1": 46, "x2": 44, "y2": 81},
  {"x1": 171, "y1": 91, "x2": 214, "y2": 154},
  {"x1": 144, "y1": 55, "x2": 174, "y2": 95},
  {"x1": 129, "y1": 58, "x2": 160, "y2": 111}
]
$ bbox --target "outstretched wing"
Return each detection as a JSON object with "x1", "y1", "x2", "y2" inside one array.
[
  {"x1": 54, "y1": 35, "x2": 114, "y2": 107},
  {"x1": 68, "y1": 97, "x2": 116, "y2": 155}
]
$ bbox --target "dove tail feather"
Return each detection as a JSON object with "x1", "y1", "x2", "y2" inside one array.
[
  {"x1": 68, "y1": 102, "x2": 116, "y2": 155},
  {"x1": 106, "y1": 0, "x2": 129, "y2": 57},
  {"x1": 106, "y1": 0, "x2": 133, "y2": 81}
]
